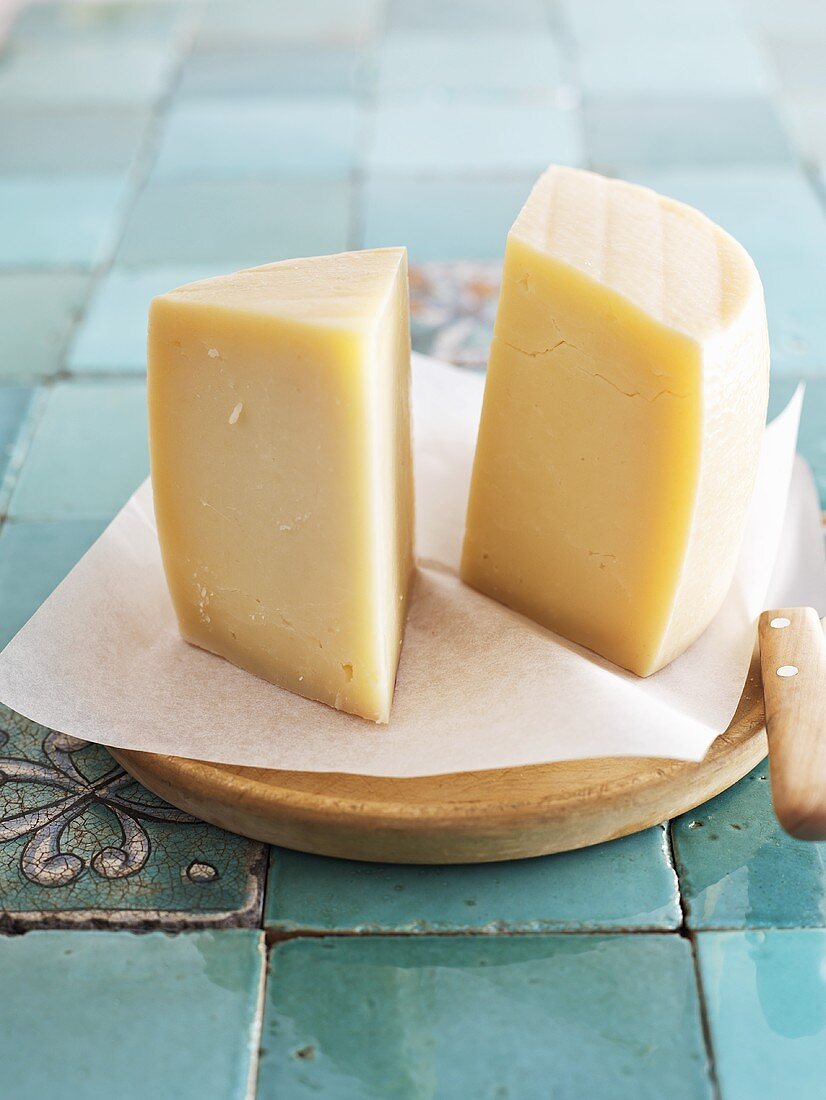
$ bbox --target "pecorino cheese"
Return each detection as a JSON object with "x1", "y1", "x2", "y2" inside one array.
[
  {"x1": 148, "y1": 248, "x2": 414, "y2": 722},
  {"x1": 461, "y1": 166, "x2": 769, "y2": 677}
]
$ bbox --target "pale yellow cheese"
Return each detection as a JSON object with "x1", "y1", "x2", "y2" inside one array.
[
  {"x1": 461, "y1": 166, "x2": 769, "y2": 676},
  {"x1": 148, "y1": 248, "x2": 414, "y2": 722}
]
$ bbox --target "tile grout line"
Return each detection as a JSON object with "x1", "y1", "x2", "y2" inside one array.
[
  {"x1": 688, "y1": 934, "x2": 722, "y2": 1100},
  {"x1": 244, "y1": 932, "x2": 269, "y2": 1100}
]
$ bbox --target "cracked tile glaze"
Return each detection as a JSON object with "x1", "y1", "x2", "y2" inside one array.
[{"x1": 0, "y1": 706, "x2": 266, "y2": 927}]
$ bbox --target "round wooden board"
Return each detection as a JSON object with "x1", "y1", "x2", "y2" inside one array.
[{"x1": 110, "y1": 652, "x2": 767, "y2": 864}]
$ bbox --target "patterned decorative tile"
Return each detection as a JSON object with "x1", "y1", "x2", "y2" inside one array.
[
  {"x1": 409, "y1": 261, "x2": 500, "y2": 366},
  {"x1": 0, "y1": 387, "x2": 34, "y2": 504},
  {"x1": 11, "y1": 0, "x2": 190, "y2": 43},
  {"x1": 152, "y1": 97, "x2": 363, "y2": 180},
  {"x1": 0, "y1": 106, "x2": 151, "y2": 175},
  {"x1": 386, "y1": 0, "x2": 551, "y2": 32},
  {"x1": 195, "y1": 0, "x2": 384, "y2": 45},
  {"x1": 376, "y1": 32, "x2": 566, "y2": 97},
  {"x1": 8, "y1": 381, "x2": 148, "y2": 521},
  {"x1": 0, "y1": 177, "x2": 126, "y2": 270},
  {"x1": 116, "y1": 179, "x2": 352, "y2": 266},
  {"x1": 68, "y1": 264, "x2": 234, "y2": 374},
  {"x1": 265, "y1": 827, "x2": 680, "y2": 934},
  {"x1": 0, "y1": 42, "x2": 177, "y2": 106},
  {"x1": 585, "y1": 98, "x2": 792, "y2": 170},
  {"x1": 363, "y1": 178, "x2": 531, "y2": 262},
  {"x1": 179, "y1": 44, "x2": 367, "y2": 97},
  {"x1": 697, "y1": 930, "x2": 826, "y2": 1100},
  {"x1": 0, "y1": 272, "x2": 90, "y2": 379},
  {"x1": 259, "y1": 935, "x2": 712, "y2": 1098},
  {"x1": 0, "y1": 520, "x2": 107, "y2": 648},
  {"x1": 579, "y1": 35, "x2": 772, "y2": 98},
  {"x1": 368, "y1": 102, "x2": 584, "y2": 174},
  {"x1": 0, "y1": 707, "x2": 266, "y2": 928},
  {"x1": 672, "y1": 762, "x2": 826, "y2": 929},
  {"x1": 0, "y1": 930, "x2": 264, "y2": 1099}
]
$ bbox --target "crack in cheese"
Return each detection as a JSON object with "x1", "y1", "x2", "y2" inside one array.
[
  {"x1": 148, "y1": 248, "x2": 414, "y2": 722},
  {"x1": 461, "y1": 166, "x2": 769, "y2": 676}
]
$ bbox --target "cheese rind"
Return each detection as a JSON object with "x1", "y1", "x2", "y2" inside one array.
[
  {"x1": 461, "y1": 167, "x2": 769, "y2": 677},
  {"x1": 148, "y1": 248, "x2": 414, "y2": 722}
]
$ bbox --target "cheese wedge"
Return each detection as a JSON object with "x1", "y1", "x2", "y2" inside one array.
[
  {"x1": 148, "y1": 248, "x2": 414, "y2": 722},
  {"x1": 461, "y1": 166, "x2": 769, "y2": 676}
]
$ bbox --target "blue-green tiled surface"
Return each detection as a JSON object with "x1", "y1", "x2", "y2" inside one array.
[
  {"x1": 265, "y1": 827, "x2": 680, "y2": 934},
  {"x1": 153, "y1": 98, "x2": 363, "y2": 180},
  {"x1": 259, "y1": 935, "x2": 712, "y2": 1099},
  {"x1": 8, "y1": 382, "x2": 148, "y2": 521},
  {"x1": 0, "y1": 930, "x2": 264, "y2": 1099},
  {"x1": 1, "y1": 1, "x2": 826, "y2": 1096},
  {"x1": 673, "y1": 761, "x2": 826, "y2": 929},
  {"x1": 116, "y1": 179, "x2": 352, "y2": 265},
  {"x1": 698, "y1": 930, "x2": 826, "y2": 1100},
  {"x1": 0, "y1": 178, "x2": 127, "y2": 270},
  {"x1": 0, "y1": 273, "x2": 90, "y2": 379}
]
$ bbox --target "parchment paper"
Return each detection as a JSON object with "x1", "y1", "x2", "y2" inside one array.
[{"x1": 0, "y1": 354, "x2": 822, "y2": 776}]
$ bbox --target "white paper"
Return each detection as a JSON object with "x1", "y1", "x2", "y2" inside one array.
[{"x1": 0, "y1": 355, "x2": 822, "y2": 777}]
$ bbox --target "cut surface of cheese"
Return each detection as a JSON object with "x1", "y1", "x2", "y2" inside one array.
[
  {"x1": 148, "y1": 248, "x2": 414, "y2": 722},
  {"x1": 461, "y1": 166, "x2": 769, "y2": 677}
]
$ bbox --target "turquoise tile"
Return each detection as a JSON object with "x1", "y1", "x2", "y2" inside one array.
[
  {"x1": 0, "y1": 520, "x2": 108, "y2": 647},
  {"x1": 672, "y1": 762, "x2": 826, "y2": 928},
  {"x1": 152, "y1": 97, "x2": 362, "y2": 180},
  {"x1": 386, "y1": 0, "x2": 550, "y2": 32},
  {"x1": 116, "y1": 179, "x2": 352, "y2": 265},
  {"x1": 179, "y1": 44, "x2": 367, "y2": 97},
  {"x1": 265, "y1": 827, "x2": 680, "y2": 933},
  {"x1": 0, "y1": 387, "x2": 33, "y2": 499},
  {"x1": 68, "y1": 264, "x2": 236, "y2": 374},
  {"x1": 0, "y1": 706, "x2": 266, "y2": 926},
  {"x1": 9, "y1": 381, "x2": 148, "y2": 521},
  {"x1": 697, "y1": 930, "x2": 826, "y2": 1100},
  {"x1": 368, "y1": 102, "x2": 584, "y2": 175},
  {"x1": 0, "y1": 273, "x2": 90, "y2": 379},
  {"x1": 196, "y1": 0, "x2": 384, "y2": 45},
  {"x1": 0, "y1": 177, "x2": 126, "y2": 270},
  {"x1": 586, "y1": 98, "x2": 792, "y2": 170},
  {"x1": 363, "y1": 177, "x2": 532, "y2": 261},
  {"x1": 0, "y1": 930, "x2": 264, "y2": 1099},
  {"x1": 0, "y1": 106, "x2": 151, "y2": 175},
  {"x1": 771, "y1": 379, "x2": 826, "y2": 504},
  {"x1": 259, "y1": 935, "x2": 712, "y2": 1099},
  {"x1": 377, "y1": 32, "x2": 565, "y2": 97},
  {"x1": 11, "y1": 0, "x2": 189, "y2": 43},
  {"x1": 768, "y1": 35, "x2": 826, "y2": 94},
  {"x1": 564, "y1": 0, "x2": 746, "y2": 39},
  {"x1": 0, "y1": 43, "x2": 176, "y2": 106},
  {"x1": 580, "y1": 35, "x2": 772, "y2": 98}
]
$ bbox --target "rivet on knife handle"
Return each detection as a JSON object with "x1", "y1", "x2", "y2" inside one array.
[{"x1": 758, "y1": 608, "x2": 826, "y2": 840}]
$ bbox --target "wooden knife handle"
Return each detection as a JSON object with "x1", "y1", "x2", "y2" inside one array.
[{"x1": 758, "y1": 608, "x2": 826, "y2": 840}]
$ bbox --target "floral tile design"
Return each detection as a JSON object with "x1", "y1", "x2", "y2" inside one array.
[
  {"x1": 0, "y1": 706, "x2": 267, "y2": 929},
  {"x1": 408, "y1": 261, "x2": 500, "y2": 368}
]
